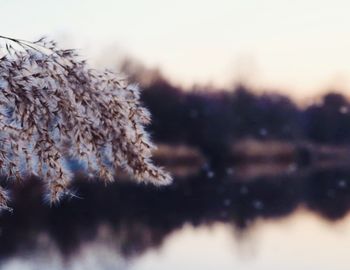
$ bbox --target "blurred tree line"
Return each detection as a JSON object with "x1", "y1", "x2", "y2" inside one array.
[{"x1": 121, "y1": 60, "x2": 350, "y2": 166}]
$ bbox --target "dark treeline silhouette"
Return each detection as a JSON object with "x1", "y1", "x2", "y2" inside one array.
[
  {"x1": 0, "y1": 167, "x2": 349, "y2": 261},
  {"x1": 128, "y1": 66, "x2": 350, "y2": 167}
]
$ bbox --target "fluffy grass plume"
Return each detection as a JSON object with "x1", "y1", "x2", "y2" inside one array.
[{"x1": 0, "y1": 35, "x2": 172, "y2": 211}]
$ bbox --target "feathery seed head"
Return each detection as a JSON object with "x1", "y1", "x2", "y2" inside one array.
[{"x1": 0, "y1": 36, "x2": 172, "y2": 211}]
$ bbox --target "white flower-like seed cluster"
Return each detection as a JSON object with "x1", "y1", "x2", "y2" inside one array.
[{"x1": 0, "y1": 36, "x2": 172, "y2": 211}]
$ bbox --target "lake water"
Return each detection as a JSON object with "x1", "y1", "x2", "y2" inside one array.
[{"x1": 0, "y1": 166, "x2": 349, "y2": 270}]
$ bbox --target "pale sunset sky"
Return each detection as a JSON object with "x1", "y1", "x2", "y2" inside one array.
[{"x1": 1, "y1": 0, "x2": 350, "y2": 100}]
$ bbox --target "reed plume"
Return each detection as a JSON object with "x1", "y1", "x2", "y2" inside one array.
[{"x1": 0, "y1": 36, "x2": 171, "y2": 211}]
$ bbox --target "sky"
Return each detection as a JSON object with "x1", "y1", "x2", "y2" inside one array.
[{"x1": 1, "y1": 0, "x2": 350, "y2": 100}]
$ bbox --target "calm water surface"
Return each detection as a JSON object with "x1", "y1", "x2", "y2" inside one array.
[
  {"x1": 131, "y1": 212, "x2": 350, "y2": 270},
  {"x1": 0, "y1": 167, "x2": 350, "y2": 270}
]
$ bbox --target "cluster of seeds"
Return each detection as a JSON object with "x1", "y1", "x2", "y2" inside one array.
[{"x1": 0, "y1": 36, "x2": 171, "y2": 211}]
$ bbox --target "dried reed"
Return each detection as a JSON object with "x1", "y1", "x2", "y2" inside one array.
[{"x1": 0, "y1": 36, "x2": 171, "y2": 211}]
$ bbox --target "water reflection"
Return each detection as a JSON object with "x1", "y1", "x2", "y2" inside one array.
[
  {"x1": 132, "y1": 214, "x2": 350, "y2": 270},
  {"x1": 0, "y1": 166, "x2": 350, "y2": 269}
]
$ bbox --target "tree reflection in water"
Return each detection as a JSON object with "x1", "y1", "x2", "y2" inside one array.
[{"x1": 0, "y1": 166, "x2": 349, "y2": 262}]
